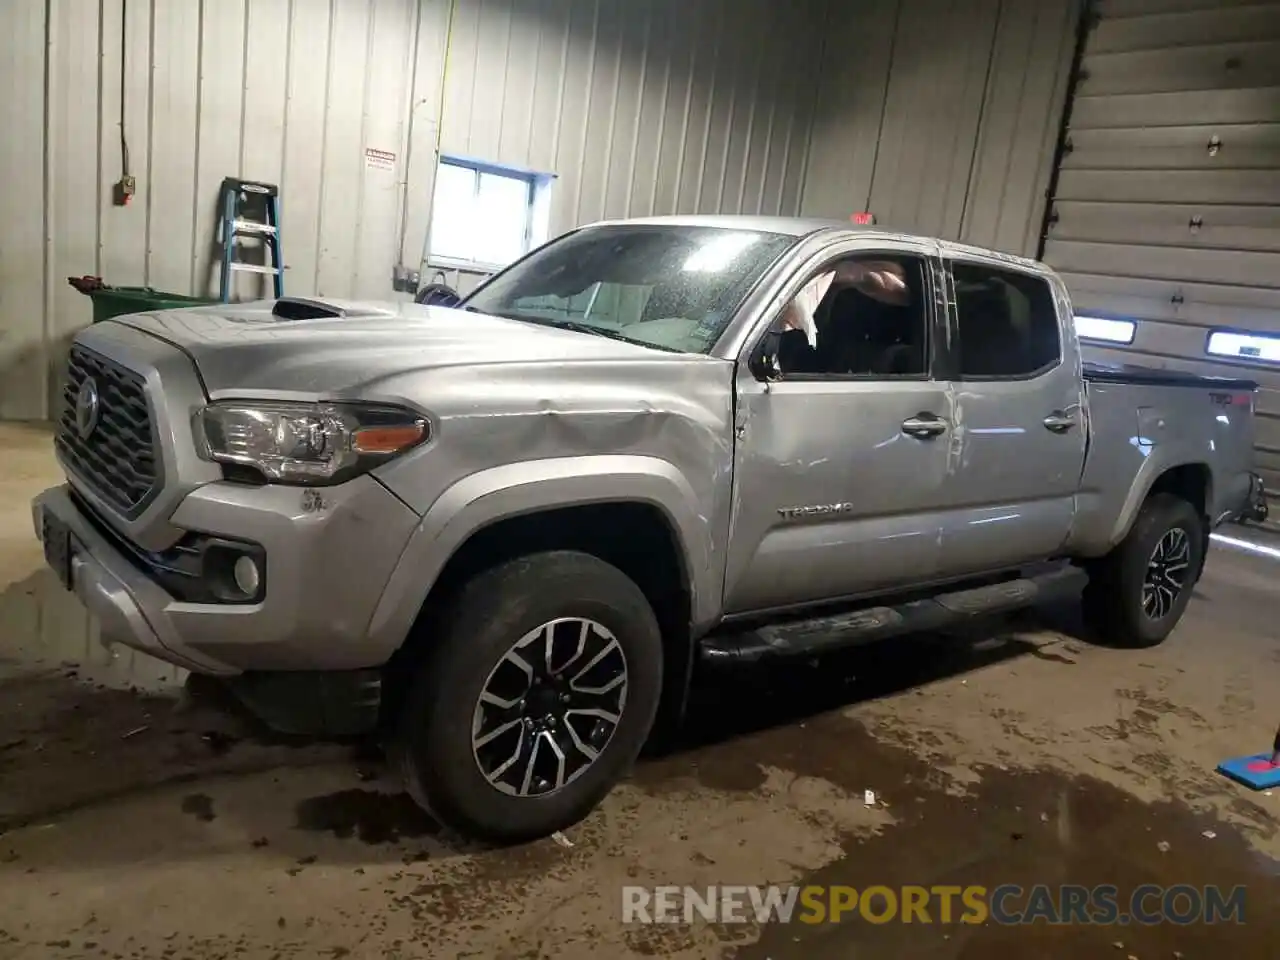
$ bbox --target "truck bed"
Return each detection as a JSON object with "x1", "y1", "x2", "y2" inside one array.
[
  {"x1": 1083, "y1": 361, "x2": 1258, "y2": 392},
  {"x1": 1072, "y1": 359, "x2": 1261, "y2": 553}
]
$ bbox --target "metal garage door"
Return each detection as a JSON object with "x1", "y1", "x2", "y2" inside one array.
[{"x1": 1041, "y1": 0, "x2": 1280, "y2": 526}]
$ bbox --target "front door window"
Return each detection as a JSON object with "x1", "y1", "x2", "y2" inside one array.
[{"x1": 769, "y1": 256, "x2": 927, "y2": 378}]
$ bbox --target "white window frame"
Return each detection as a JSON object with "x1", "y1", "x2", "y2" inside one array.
[
  {"x1": 426, "y1": 156, "x2": 553, "y2": 272},
  {"x1": 1206, "y1": 328, "x2": 1280, "y2": 364},
  {"x1": 1074, "y1": 314, "x2": 1136, "y2": 345}
]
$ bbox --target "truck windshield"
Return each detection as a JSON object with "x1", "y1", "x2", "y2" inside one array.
[{"x1": 460, "y1": 224, "x2": 796, "y2": 354}]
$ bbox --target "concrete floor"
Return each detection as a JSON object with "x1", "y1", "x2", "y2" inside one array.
[{"x1": 2, "y1": 422, "x2": 1279, "y2": 959}]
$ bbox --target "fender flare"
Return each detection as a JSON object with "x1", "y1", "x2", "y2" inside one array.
[
  {"x1": 1107, "y1": 457, "x2": 1212, "y2": 548},
  {"x1": 365, "y1": 455, "x2": 716, "y2": 653}
]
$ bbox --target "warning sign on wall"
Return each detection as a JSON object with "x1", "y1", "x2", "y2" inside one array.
[{"x1": 365, "y1": 148, "x2": 396, "y2": 172}]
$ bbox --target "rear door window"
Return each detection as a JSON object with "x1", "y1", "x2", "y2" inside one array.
[{"x1": 951, "y1": 263, "x2": 1060, "y2": 379}]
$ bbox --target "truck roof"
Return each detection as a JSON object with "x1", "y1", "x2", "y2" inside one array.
[{"x1": 589, "y1": 213, "x2": 1048, "y2": 273}]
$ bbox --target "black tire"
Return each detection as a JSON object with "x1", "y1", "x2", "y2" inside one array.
[
  {"x1": 1081, "y1": 493, "x2": 1205, "y2": 649},
  {"x1": 397, "y1": 550, "x2": 663, "y2": 843},
  {"x1": 414, "y1": 282, "x2": 461, "y2": 307}
]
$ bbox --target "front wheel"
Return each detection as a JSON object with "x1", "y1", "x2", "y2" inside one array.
[
  {"x1": 1081, "y1": 493, "x2": 1205, "y2": 648},
  {"x1": 397, "y1": 551, "x2": 663, "y2": 843}
]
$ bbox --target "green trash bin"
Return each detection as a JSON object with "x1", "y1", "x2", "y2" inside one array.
[{"x1": 68, "y1": 278, "x2": 219, "y2": 324}]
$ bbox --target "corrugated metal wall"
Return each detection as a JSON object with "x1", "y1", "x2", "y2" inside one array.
[
  {"x1": 1, "y1": 0, "x2": 432, "y2": 421},
  {"x1": 0, "y1": 0, "x2": 828, "y2": 421},
  {"x1": 1043, "y1": 0, "x2": 1280, "y2": 522},
  {"x1": 0, "y1": 0, "x2": 1080, "y2": 422},
  {"x1": 801, "y1": 0, "x2": 1081, "y2": 255},
  {"x1": 415, "y1": 0, "x2": 830, "y2": 296}
]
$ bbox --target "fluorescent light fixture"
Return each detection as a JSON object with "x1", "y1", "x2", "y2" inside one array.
[
  {"x1": 1074, "y1": 315, "x2": 1135, "y2": 344},
  {"x1": 1206, "y1": 330, "x2": 1280, "y2": 364}
]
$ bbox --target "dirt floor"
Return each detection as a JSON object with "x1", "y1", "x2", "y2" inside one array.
[{"x1": 2, "y1": 422, "x2": 1279, "y2": 959}]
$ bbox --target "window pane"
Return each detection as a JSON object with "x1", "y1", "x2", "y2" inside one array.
[
  {"x1": 474, "y1": 171, "x2": 530, "y2": 267},
  {"x1": 774, "y1": 256, "x2": 927, "y2": 377},
  {"x1": 953, "y1": 265, "x2": 1060, "y2": 378},
  {"x1": 1075, "y1": 315, "x2": 1135, "y2": 344},
  {"x1": 464, "y1": 225, "x2": 795, "y2": 354},
  {"x1": 1207, "y1": 330, "x2": 1280, "y2": 363},
  {"x1": 429, "y1": 163, "x2": 478, "y2": 261}
]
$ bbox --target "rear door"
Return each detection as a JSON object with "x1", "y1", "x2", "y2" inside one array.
[{"x1": 937, "y1": 256, "x2": 1087, "y2": 577}]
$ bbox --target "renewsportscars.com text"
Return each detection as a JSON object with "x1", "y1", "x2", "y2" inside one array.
[{"x1": 622, "y1": 884, "x2": 1247, "y2": 926}]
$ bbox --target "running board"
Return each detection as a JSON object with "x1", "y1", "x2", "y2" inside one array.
[{"x1": 699, "y1": 565, "x2": 1087, "y2": 665}]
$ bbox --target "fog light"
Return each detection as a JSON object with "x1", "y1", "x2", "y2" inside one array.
[{"x1": 233, "y1": 555, "x2": 261, "y2": 597}]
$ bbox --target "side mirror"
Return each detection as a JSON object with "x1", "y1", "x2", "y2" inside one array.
[
  {"x1": 415, "y1": 282, "x2": 462, "y2": 308},
  {"x1": 749, "y1": 331, "x2": 784, "y2": 381}
]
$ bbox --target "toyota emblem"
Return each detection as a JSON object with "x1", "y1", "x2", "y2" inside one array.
[{"x1": 75, "y1": 378, "x2": 101, "y2": 439}]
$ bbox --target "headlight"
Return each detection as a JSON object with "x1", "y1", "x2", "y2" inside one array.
[{"x1": 195, "y1": 401, "x2": 428, "y2": 485}]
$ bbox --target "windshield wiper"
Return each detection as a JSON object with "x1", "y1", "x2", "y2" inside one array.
[
  {"x1": 542, "y1": 318, "x2": 632, "y2": 340},
  {"x1": 541, "y1": 319, "x2": 686, "y2": 353}
]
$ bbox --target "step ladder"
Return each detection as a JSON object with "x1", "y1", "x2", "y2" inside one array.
[{"x1": 218, "y1": 177, "x2": 283, "y2": 302}]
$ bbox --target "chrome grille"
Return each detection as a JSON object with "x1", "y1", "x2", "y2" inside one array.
[{"x1": 56, "y1": 344, "x2": 160, "y2": 515}]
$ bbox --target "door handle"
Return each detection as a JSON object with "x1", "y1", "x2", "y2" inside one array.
[
  {"x1": 1043, "y1": 411, "x2": 1076, "y2": 433},
  {"x1": 901, "y1": 413, "x2": 948, "y2": 439}
]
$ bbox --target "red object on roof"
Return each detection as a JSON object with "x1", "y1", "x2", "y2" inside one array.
[{"x1": 851, "y1": 212, "x2": 876, "y2": 226}]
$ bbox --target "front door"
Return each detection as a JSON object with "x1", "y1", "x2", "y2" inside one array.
[
  {"x1": 722, "y1": 243, "x2": 955, "y2": 615},
  {"x1": 936, "y1": 256, "x2": 1087, "y2": 578}
]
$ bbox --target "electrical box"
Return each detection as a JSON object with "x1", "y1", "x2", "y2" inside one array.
[
  {"x1": 392, "y1": 265, "x2": 422, "y2": 294},
  {"x1": 113, "y1": 175, "x2": 137, "y2": 207}
]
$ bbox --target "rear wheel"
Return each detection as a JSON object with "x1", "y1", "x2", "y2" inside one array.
[
  {"x1": 1082, "y1": 493, "x2": 1205, "y2": 648},
  {"x1": 397, "y1": 551, "x2": 663, "y2": 843}
]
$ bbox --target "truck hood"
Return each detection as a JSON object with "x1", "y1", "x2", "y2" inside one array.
[{"x1": 110, "y1": 298, "x2": 687, "y2": 395}]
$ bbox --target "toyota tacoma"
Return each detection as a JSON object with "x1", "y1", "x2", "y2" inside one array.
[{"x1": 33, "y1": 215, "x2": 1267, "y2": 842}]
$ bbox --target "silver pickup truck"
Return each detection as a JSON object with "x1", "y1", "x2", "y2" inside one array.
[{"x1": 33, "y1": 215, "x2": 1266, "y2": 842}]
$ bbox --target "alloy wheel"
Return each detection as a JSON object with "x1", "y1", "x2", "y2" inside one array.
[
  {"x1": 471, "y1": 617, "x2": 629, "y2": 797},
  {"x1": 1142, "y1": 527, "x2": 1191, "y2": 621}
]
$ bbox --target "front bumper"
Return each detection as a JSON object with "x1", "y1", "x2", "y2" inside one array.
[{"x1": 32, "y1": 476, "x2": 420, "y2": 676}]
